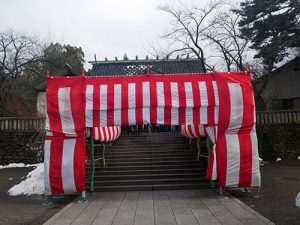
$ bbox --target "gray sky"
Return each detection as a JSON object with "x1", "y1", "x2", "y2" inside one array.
[
  {"x1": 1, "y1": 0, "x2": 178, "y2": 68},
  {"x1": 1, "y1": 0, "x2": 243, "y2": 69}
]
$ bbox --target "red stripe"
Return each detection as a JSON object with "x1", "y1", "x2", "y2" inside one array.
[
  {"x1": 187, "y1": 125, "x2": 194, "y2": 139},
  {"x1": 206, "y1": 81, "x2": 215, "y2": 125},
  {"x1": 178, "y1": 82, "x2": 186, "y2": 125},
  {"x1": 164, "y1": 82, "x2": 171, "y2": 125},
  {"x1": 49, "y1": 137, "x2": 64, "y2": 194},
  {"x1": 93, "y1": 85, "x2": 100, "y2": 127},
  {"x1": 214, "y1": 76, "x2": 231, "y2": 186},
  {"x1": 192, "y1": 82, "x2": 200, "y2": 125},
  {"x1": 150, "y1": 81, "x2": 157, "y2": 124},
  {"x1": 238, "y1": 80, "x2": 255, "y2": 186},
  {"x1": 46, "y1": 87, "x2": 63, "y2": 133},
  {"x1": 238, "y1": 133, "x2": 252, "y2": 187},
  {"x1": 135, "y1": 82, "x2": 143, "y2": 124},
  {"x1": 82, "y1": 85, "x2": 87, "y2": 128},
  {"x1": 194, "y1": 125, "x2": 201, "y2": 138},
  {"x1": 70, "y1": 80, "x2": 84, "y2": 132},
  {"x1": 107, "y1": 84, "x2": 115, "y2": 126},
  {"x1": 73, "y1": 135, "x2": 86, "y2": 192},
  {"x1": 121, "y1": 83, "x2": 129, "y2": 126}
]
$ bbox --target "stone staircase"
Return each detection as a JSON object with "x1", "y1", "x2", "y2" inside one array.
[{"x1": 86, "y1": 132, "x2": 210, "y2": 191}]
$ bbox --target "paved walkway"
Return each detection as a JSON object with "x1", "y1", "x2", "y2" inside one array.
[{"x1": 43, "y1": 190, "x2": 274, "y2": 225}]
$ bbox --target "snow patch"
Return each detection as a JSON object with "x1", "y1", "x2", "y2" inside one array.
[
  {"x1": 0, "y1": 163, "x2": 40, "y2": 169},
  {"x1": 8, "y1": 163, "x2": 44, "y2": 196}
]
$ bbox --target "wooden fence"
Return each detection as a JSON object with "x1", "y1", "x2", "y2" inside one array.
[
  {"x1": 0, "y1": 117, "x2": 44, "y2": 131},
  {"x1": 0, "y1": 111, "x2": 300, "y2": 131}
]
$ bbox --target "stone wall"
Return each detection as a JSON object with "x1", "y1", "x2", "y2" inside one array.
[
  {"x1": 257, "y1": 124, "x2": 300, "y2": 160},
  {"x1": 0, "y1": 124, "x2": 299, "y2": 165},
  {"x1": 0, "y1": 131, "x2": 40, "y2": 165}
]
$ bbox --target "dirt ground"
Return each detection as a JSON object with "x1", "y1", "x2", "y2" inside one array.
[
  {"x1": 231, "y1": 160, "x2": 300, "y2": 225},
  {"x1": 0, "y1": 167, "x2": 75, "y2": 225}
]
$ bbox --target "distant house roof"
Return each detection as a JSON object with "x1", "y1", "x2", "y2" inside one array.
[
  {"x1": 89, "y1": 58, "x2": 204, "y2": 76},
  {"x1": 34, "y1": 64, "x2": 80, "y2": 92}
]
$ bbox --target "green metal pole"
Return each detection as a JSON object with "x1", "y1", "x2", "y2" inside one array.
[
  {"x1": 102, "y1": 143, "x2": 106, "y2": 167},
  {"x1": 196, "y1": 138, "x2": 201, "y2": 161},
  {"x1": 206, "y1": 137, "x2": 212, "y2": 155},
  {"x1": 91, "y1": 139, "x2": 95, "y2": 192}
]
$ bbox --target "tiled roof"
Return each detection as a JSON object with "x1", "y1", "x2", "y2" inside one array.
[{"x1": 90, "y1": 58, "x2": 204, "y2": 76}]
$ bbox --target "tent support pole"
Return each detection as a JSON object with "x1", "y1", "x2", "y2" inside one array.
[
  {"x1": 196, "y1": 138, "x2": 201, "y2": 161},
  {"x1": 91, "y1": 139, "x2": 95, "y2": 192}
]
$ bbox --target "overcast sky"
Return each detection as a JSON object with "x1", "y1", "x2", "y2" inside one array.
[{"x1": 1, "y1": 0, "x2": 241, "y2": 69}]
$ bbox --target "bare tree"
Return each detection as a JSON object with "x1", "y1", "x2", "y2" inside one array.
[
  {"x1": 0, "y1": 30, "x2": 42, "y2": 115},
  {"x1": 205, "y1": 11, "x2": 250, "y2": 71},
  {"x1": 154, "y1": 1, "x2": 225, "y2": 72}
]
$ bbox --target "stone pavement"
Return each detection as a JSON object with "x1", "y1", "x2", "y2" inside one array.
[{"x1": 43, "y1": 190, "x2": 274, "y2": 225}]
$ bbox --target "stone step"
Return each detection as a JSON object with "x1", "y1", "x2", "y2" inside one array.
[
  {"x1": 87, "y1": 182, "x2": 211, "y2": 192},
  {"x1": 103, "y1": 160, "x2": 200, "y2": 167},
  {"x1": 93, "y1": 172, "x2": 204, "y2": 181},
  {"x1": 91, "y1": 177, "x2": 206, "y2": 186},
  {"x1": 105, "y1": 156, "x2": 197, "y2": 162},
  {"x1": 93, "y1": 163, "x2": 202, "y2": 171},
  {"x1": 88, "y1": 168, "x2": 206, "y2": 176}
]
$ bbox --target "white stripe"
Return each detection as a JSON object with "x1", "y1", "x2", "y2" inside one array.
[
  {"x1": 185, "y1": 125, "x2": 193, "y2": 139},
  {"x1": 99, "y1": 127, "x2": 104, "y2": 142},
  {"x1": 190, "y1": 125, "x2": 197, "y2": 138},
  {"x1": 114, "y1": 84, "x2": 122, "y2": 125},
  {"x1": 45, "y1": 110, "x2": 50, "y2": 131},
  {"x1": 128, "y1": 83, "x2": 136, "y2": 125},
  {"x1": 212, "y1": 81, "x2": 219, "y2": 124},
  {"x1": 85, "y1": 85, "x2": 94, "y2": 127},
  {"x1": 100, "y1": 85, "x2": 107, "y2": 126},
  {"x1": 228, "y1": 83, "x2": 243, "y2": 131},
  {"x1": 45, "y1": 130, "x2": 53, "y2": 136},
  {"x1": 156, "y1": 82, "x2": 164, "y2": 124},
  {"x1": 199, "y1": 124, "x2": 205, "y2": 136},
  {"x1": 225, "y1": 133, "x2": 240, "y2": 187},
  {"x1": 199, "y1": 82, "x2": 208, "y2": 124},
  {"x1": 104, "y1": 127, "x2": 109, "y2": 142},
  {"x1": 185, "y1": 82, "x2": 193, "y2": 125},
  {"x1": 44, "y1": 140, "x2": 51, "y2": 195},
  {"x1": 142, "y1": 82, "x2": 150, "y2": 124},
  {"x1": 250, "y1": 128, "x2": 261, "y2": 186},
  {"x1": 58, "y1": 87, "x2": 75, "y2": 135},
  {"x1": 95, "y1": 127, "x2": 99, "y2": 140},
  {"x1": 200, "y1": 107, "x2": 207, "y2": 124},
  {"x1": 62, "y1": 139, "x2": 77, "y2": 193},
  {"x1": 113, "y1": 126, "x2": 117, "y2": 141},
  {"x1": 109, "y1": 127, "x2": 113, "y2": 141},
  {"x1": 171, "y1": 82, "x2": 179, "y2": 125},
  {"x1": 199, "y1": 82, "x2": 208, "y2": 106},
  {"x1": 212, "y1": 145, "x2": 217, "y2": 180}
]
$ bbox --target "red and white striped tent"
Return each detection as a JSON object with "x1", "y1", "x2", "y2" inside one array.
[
  {"x1": 180, "y1": 124, "x2": 207, "y2": 139},
  {"x1": 44, "y1": 72, "x2": 260, "y2": 194},
  {"x1": 91, "y1": 126, "x2": 121, "y2": 142}
]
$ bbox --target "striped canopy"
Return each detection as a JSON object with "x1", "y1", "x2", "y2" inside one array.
[
  {"x1": 91, "y1": 126, "x2": 121, "y2": 142},
  {"x1": 44, "y1": 71, "x2": 261, "y2": 194},
  {"x1": 180, "y1": 124, "x2": 207, "y2": 139}
]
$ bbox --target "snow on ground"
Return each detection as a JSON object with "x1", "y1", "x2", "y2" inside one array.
[
  {"x1": 0, "y1": 163, "x2": 40, "y2": 169},
  {"x1": 8, "y1": 163, "x2": 44, "y2": 196}
]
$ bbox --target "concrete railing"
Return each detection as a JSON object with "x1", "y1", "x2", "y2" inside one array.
[
  {"x1": 1, "y1": 111, "x2": 300, "y2": 131},
  {"x1": 0, "y1": 117, "x2": 44, "y2": 131},
  {"x1": 256, "y1": 110, "x2": 300, "y2": 125}
]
